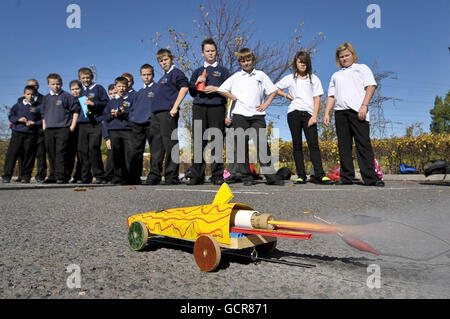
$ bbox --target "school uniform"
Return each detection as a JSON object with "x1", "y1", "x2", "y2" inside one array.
[
  {"x1": 17, "y1": 93, "x2": 46, "y2": 181},
  {"x1": 2, "y1": 101, "x2": 42, "y2": 182},
  {"x1": 77, "y1": 83, "x2": 108, "y2": 183},
  {"x1": 276, "y1": 73, "x2": 326, "y2": 180},
  {"x1": 103, "y1": 94, "x2": 134, "y2": 184},
  {"x1": 42, "y1": 90, "x2": 80, "y2": 182},
  {"x1": 218, "y1": 69, "x2": 282, "y2": 184},
  {"x1": 150, "y1": 65, "x2": 189, "y2": 184},
  {"x1": 101, "y1": 119, "x2": 114, "y2": 182},
  {"x1": 188, "y1": 62, "x2": 230, "y2": 184},
  {"x1": 328, "y1": 63, "x2": 380, "y2": 185},
  {"x1": 129, "y1": 82, "x2": 163, "y2": 184}
]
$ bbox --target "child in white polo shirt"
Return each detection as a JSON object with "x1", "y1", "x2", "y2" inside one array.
[
  {"x1": 218, "y1": 48, "x2": 283, "y2": 186},
  {"x1": 323, "y1": 42, "x2": 384, "y2": 187},
  {"x1": 276, "y1": 50, "x2": 332, "y2": 185}
]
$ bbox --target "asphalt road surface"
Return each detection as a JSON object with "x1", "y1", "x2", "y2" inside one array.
[{"x1": 1, "y1": 180, "x2": 449, "y2": 299}]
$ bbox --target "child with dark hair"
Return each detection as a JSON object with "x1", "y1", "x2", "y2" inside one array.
[
  {"x1": 2, "y1": 86, "x2": 42, "y2": 183},
  {"x1": 276, "y1": 50, "x2": 331, "y2": 185},
  {"x1": 102, "y1": 77, "x2": 134, "y2": 184},
  {"x1": 77, "y1": 67, "x2": 108, "y2": 184},
  {"x1": 68, "y1": 80, "x2": 83, "y2": 183},
  {"x1": 129, "y1": 64, "x2": 162, "y2": 185},
  {"x1": 187, "y1": 38, "x2": 230, "y2": 185}
]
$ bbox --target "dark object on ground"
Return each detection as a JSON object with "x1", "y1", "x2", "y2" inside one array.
[
  {"x1": 424, "y1": 160, "x2": 450, "y2": 177},
  {"x1": 276, "y1": 167, "x2": 292, "y2": 180}
]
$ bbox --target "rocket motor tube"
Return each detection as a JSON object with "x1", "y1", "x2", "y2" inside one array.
[{"x1": 232, "y1": 210, "x2": 275, "y2": 230}]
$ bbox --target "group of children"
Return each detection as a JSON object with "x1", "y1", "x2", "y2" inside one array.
[{"x1": 2, "y1": 39, "x2": 384, "y2": 187}]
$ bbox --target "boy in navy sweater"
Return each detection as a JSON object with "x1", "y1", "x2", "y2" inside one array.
[
  {"x1": 42, "y1": 73, "x2": 80, "y2": 184},
  {"x1": 129, "y1": 64, "x2": 162, "y2": 185},
  {"x1": 188, "y1": 38, "x2": 230, "y2": 185},
  {"x1": 103, "y1": 84, "x2": 116, "y2": 182},
  {"x1": 2, "y1": 86, "x2": 42, "y2": 183},
  {"x1": 149, "y1": 49, "x2": 189, "y2": 185},
  {"x1": 102, "y1": 77, "x2": 134, "y2": 185},
  {"x1": 16, "y1": 79, "x2": 46, "y2": 182},
  {"x1": 77, "y1": 67, "x2": 108, "y2": 184}
]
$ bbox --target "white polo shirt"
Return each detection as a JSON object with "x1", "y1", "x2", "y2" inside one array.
[
  {"x1": 275, "y1": 74, "x2": 324, "y2": 115},
  {"x1": 328, "y1": 63, "x2": 377, "y2": 121},
  {"x1": 217, "y1": 69, "x2": 277, "y2": 117}
]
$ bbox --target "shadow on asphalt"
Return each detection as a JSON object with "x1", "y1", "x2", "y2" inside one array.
[
  {"x1": 0, "y1": 184, "x2": 116, "y2": 191},
  {"x1": 419, "y1": 181, "x2": 450, "y2": 187},
  {"x1": 141, "y1": 237, "x2": 375, "y2": 271}
]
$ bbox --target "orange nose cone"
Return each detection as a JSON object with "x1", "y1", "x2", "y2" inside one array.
[{"x1": 342, "y1": 235, "x2": 380, "y2": 255}]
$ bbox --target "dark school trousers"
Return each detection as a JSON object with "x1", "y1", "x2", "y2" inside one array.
[
  {"x1": 232, "y1": 114, "x2": 277, "y2": 182},
  {"x1": 78, "y1": 122, "x2": 105, "y2": 181},
  {"x1": 149, "y1": 111, "x2": 180, "y2": 183},
  {"x1": 67, "y1": 126, "x2": 82, "y2": 180},
  {"x1": 45, "y1": 127, "x2": 71, "y2": 181},
  {"x1": 35, "y1": 130, "x2": 47, "y2": 180},
  {"x1": 104, "y1": 148, "x2": 114, "y2": 182},
  {"x1": 130, "y1": 121, "x2": 163, "y2": 183},
  {"x1": 287, "y1": 110, "x2": 326, "y2": 180},
  {"x1": 335, "y1": 109, "x2": 379, "y2": 185},
  {"x1": 191, "y1": 104, "x2": 226, "y2": 181},
  {"x1": 109, "y1": 130, "x2": 134, "y2": 184},
  {"x1": 2, "y1": 131, "x2": 37, "y2": 180}
]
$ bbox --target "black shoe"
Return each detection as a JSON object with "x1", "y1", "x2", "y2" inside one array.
[
  {"x1": 79, "y1": 179, "x2": 92, "y2": 184},
  {"x1": 35, "y1": 178, "x2": 44, "y2": 184},
  {"x1": 211, "y1": 177, "x2": 225, "y2": 185},
  {"x1": 187, "y1": 179, "x2": 204, "y2": 186},
  {"x1": 224, "y1": 176, "x2": 242, "y2": 184},
  {"x1": 44, "y1": 178, "x2": 56, "y2": 184},
  {"x1": 367, "y1": 180, "x2": 385, "y2": 187},
  {"x1": 15, "y1": 177, "x2": 22, "y2": 183},
  {"x1": 108, "y1": 179, "x2": 122, "y2": 185},
  {"x1": 21, "y1": 179, "x2": 31, "y2": 184},
  {"x1": 267, "y1": 179, "x2": 285, "y2": 186},
  {"x1": 266, "y1": 175, "x2": 285, "y2": 186},
  {"x1": 94, "y1": 178, "x2": 106, "y2": 185},
  {"x1": 2, "y1": 178, "x2": 11, "y2": 184},
  {"x1": 335, "y1": 180, "x2": 353, "y2": 185},
  {"x1": 69, "y1": 178, "x2": 79, "y2": 184},
  {"x1": 143, "y1": 179, "x2": 160, "y2": 185}
]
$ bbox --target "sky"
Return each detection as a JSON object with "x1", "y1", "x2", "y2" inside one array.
[{"x1": 0, "y1": 0, "x2": 449, "y2": 140}]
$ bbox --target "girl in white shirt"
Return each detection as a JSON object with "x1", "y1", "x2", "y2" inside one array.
[
  {"x1": 323, "y1": 42, "x2": 384, "y2": 187},
  {"x1": 276, "y1": 50, "x2": 331, "y2": 184}
]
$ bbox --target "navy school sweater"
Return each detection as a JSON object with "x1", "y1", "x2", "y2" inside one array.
[
  {"x1": 189, "y1": 65, "x2": 230, "y2": 106},
  {"x1": 42, "y1": 91, "x2": 81, "y2": 129},
  {"x1": 103, "y1": 94, "x2": 132, "y2": 131},
  {"x1": 78, "y1": 83, "x2": 109, "y2": 123},
  {"x1": 129, "y1": 82, "x2": 157, "y2": 124},
  {"x1": 152, "y1": 67, "x2": 189, "y2": 113},
  {"x1": 9, "y1": 101, "x2": 42, "y2": 134}
]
